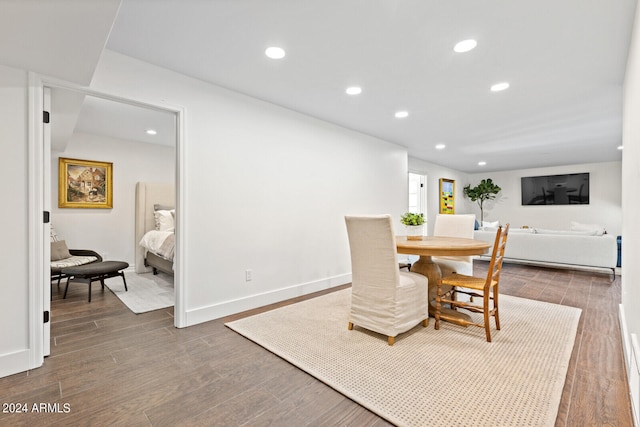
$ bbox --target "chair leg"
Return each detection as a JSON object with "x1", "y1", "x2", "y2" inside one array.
[
  {"x1": 348, "y1": 322, "x2": 353, "y2": 330},
  {"x1": 88, "y1": 280, "x2": 92, "y2": 302},
  {"x1": 484, "y1": 293, "x2": 491, "y2": 342},
  {"x1": 434, "y1": 280, "x2": 442, "y2": 330},
  {"x1": 422, "y1": 318, "x2": 429, "y2": 327},
  {"x1": 388, "y1": 336, "x2": 395, "y2": 346},
  {"x1": 494, "y1": 289, "x2": 500, "y2": 331},
  {"x1": 63, "y1": 277, "x2": 71, "y2": 299},
  {"x1": 120, "y1": 271, "x2": 128, "y2": 291}
]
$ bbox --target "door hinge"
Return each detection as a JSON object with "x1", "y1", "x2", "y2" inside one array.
[
  {"x1": 44, "y1": 311, "x2": 50, "y2": 324},
  {"x1": 43, "y1": 211, "x2": 50, "y2": 224},
  {"x1": 43, "y1": 111, "x2": 50, "y2": 124}
]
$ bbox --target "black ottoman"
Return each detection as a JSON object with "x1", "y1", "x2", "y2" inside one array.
[{"x1": 62, "y1": 261, "x2": 129, "y2": 302}]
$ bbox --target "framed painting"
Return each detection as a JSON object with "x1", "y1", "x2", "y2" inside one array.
[
  {"x1": 439, "y1": 178, "x2": 455, "y2": 214},
  {"x1": 58, "y1": 157, "x2": 113, "y2": 209}
]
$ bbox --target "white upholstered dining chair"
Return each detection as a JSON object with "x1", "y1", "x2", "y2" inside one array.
[
  {"x1": 432, "y1": 214, "x2": 476, "y2": 276},
  {"x1": 344, "y1": 215, "x2": 430, "y2": 345}
]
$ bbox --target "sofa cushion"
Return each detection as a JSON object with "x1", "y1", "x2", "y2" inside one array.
[{"x1": 534, "y1": 228, "x2": 598, "y2": 236}]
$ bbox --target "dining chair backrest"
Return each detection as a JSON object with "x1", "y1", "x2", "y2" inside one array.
[
  {"x1": 433, "y1": 214, "x2": 476, "y2": 239},
  {"x1": 344, "y1": 215, "x2": 400, "y2": 296},
  {"x1": 432, "y1": 214, "x2": 476, "y2": 275},
  {"x1": 484, "y1": 224, "x2": 510, "y2": 290}
]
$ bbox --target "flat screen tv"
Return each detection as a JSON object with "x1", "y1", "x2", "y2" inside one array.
[{"x1": 521, "y1": 173, "x2": 589, "y2": 205}]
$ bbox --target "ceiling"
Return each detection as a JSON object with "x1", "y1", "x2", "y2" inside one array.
[{"x1": 2, "y1": 1, "x2": 637, "y2": 173}]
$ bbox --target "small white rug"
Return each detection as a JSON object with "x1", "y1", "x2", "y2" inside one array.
[
  {"x1": 104, "y1": 272, "x2": 174, "y2": 314},
  {"x1": 226, "y1": 289, "x2": 581, "y2": 427}
]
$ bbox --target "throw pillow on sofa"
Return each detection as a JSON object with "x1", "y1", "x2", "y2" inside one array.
[
  {"x1": 482, "y1": 220, "x2": 500, "y2": 231},
  {"x1": 569, "y1": 221, "x2": 605, "y2": 236}
]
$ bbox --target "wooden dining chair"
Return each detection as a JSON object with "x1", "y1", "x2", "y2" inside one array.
[{"x1": 435, "y1": 223, "x2": 510, "y2": 342}]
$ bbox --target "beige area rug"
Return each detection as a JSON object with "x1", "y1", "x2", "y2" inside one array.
[
  {"x1": 226, "y1": 288, "x2": 581, "y2": 427},
  {"x1": 104, "y1": 272, "x2": 174, "y2": 314}
]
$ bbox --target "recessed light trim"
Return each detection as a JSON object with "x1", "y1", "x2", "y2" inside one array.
[
  {"x1": 146, "y1": 129, "x2": 157, "y2": 135},
  {"x1": 265, "y1": 46, "x2": 286, "y2": 59},
  {"x1": 454, "y1": 39, "x2": 477, "y2": 53},
  {"x1": 435, "y1": 144, "x2": 446, "y2": 150},
  {"x1": 491, "y1": 82, "x2": 510, "y2": 92},
  {"x1": 478, "y1": 161, "x2": 487, "y2": 166},
  {"x1": 394, "y1": 111, "x2": 409, "y2": 119},
  {"x1": 346, "y1": 86, "x2": 362, "y2": 95}
]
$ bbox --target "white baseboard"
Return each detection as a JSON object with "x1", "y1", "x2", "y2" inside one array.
[{"x1": 184, "y1": 273, "x2": 352, "y2": 327}]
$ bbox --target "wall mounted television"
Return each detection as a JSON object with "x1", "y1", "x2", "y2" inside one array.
[{"x1": 521, "y1": 173, "x2": 589, "y2": 205}]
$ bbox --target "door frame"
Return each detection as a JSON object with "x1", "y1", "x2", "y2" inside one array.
[{"x1": 27, "y1": 72, "x2": 187, "y2": 369}]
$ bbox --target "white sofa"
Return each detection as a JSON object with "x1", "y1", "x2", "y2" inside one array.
[{"x1": 473, "y1": 225, "x2": 618, "y2": 273}]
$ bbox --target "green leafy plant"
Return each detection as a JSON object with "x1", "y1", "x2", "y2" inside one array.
[
  {"x1": 463, "y1": 178, "x2": 502, "y2": 224},
  {"x1": 400, "y1": 212, "x2": 425, "y2": 226}
]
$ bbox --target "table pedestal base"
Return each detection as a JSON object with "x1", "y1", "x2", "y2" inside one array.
[{"x1": 409, "y1": 255, "x2": 472, "y2": 324}]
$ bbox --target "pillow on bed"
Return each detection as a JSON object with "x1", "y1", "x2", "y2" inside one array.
[
  {"x1": 154, "y1": 209, "x2": 175, "y2": 232},
  {"x1": 51, "y1": 240, "x2": 71, "y2": 261}
]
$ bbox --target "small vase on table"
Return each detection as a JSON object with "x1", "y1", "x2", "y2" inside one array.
[{"x1": 406, "y1": 225, "x2": 424, "y2": 240}]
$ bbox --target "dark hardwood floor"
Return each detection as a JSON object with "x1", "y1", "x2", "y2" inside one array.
[{"x1": 0, "y1": 264, "x2": 633, "y2": 426}]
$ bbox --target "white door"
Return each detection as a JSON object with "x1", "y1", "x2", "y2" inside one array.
[
  {"x1": 408, "y1": 172, "x2": 427, "y2": 215},
  {"x1": 43, "y1": 87, "x2": 51, "y2": 356}
]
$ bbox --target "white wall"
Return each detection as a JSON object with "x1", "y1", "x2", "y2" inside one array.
[
  {"x1": 622, "y1": 3, "x2": 640, "y2": 423},
  {"x1": 467, "y1": 162, "x2": 622, "y2": 236},
  {"x1": 90, "y1": 50, "x2": 409, "y2": 325},
  {"x1": 0, "y1": 65, "x2": 31, "y2": 376},
  {"x1": 51, "y1": 132, "x2": 175, "y2": 267},
  {"x1": 408, "y1": 157, "x2": 473, "y2": 235}
]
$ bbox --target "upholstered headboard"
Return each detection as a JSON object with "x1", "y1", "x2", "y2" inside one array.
[{"x1": 135, "y1": 182, "x2": 175, "y2": 273}]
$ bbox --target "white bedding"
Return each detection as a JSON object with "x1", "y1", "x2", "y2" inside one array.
[{"x1": 139, "y1": 230, "x2": 175, "y2": 261}]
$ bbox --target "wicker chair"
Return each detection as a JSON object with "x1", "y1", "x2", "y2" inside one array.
[
  {"x1": 435, "y1": 224, "x2": 510, "y2": 342},
  {"x1": 50, "y1": 227, "x2": 102, "y2": 292}
]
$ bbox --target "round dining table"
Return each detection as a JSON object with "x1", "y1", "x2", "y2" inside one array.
[{"x1": 396, "y1": 236, "x2": 492, "y2": 324}]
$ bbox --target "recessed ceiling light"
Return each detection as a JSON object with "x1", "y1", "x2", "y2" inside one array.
[
  {"x1": 454, "y1": 39, "x2": 477, "y2": 53},
  {"x1": 395, "y1": 111, "x2": 409, "y2": 118},
  {"x1": 346, "y1": 86, "x2": 362, "y2": 95},
  {"x1": 618, "y1": 145, "x2": 624, "y2": 150},
  {"x1": 146, "y1": 129, "x2": 157, "y2": 135},
  {"x1": 265, "y1": 46, "x2": 286, "y2": 59},
  {"x1": 435, "y1": 144, "x2": 446, "y2": 150},
  {"x1": 490, "y1": 82, "x2": 510, "y2": 92},
  {"x1": 478, "y1": 161, "x2": 487, "y2": 166}
]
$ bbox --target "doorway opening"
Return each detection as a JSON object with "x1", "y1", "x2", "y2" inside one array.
[
  {"x1": 31, "y1": 78, "x2": 185, "y2": 366},
  {"x1": 48, "y1": 88, "x2": 177, "y2": 317}
]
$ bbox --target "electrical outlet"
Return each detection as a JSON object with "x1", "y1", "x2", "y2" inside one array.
[{"x1": 245, "y1": 269, "x2": 252, "y2": 281}]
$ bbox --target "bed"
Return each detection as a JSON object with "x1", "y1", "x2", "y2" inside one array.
[{"x1": 135, "y1": 182, "x2": 175, "y2": 275}]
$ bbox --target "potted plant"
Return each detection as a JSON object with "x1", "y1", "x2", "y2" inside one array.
[
  {"x1": 400, "y1": 212, "x2": 425, "y2": 240},
  {"x1": 463, "y1": 178, "x2": 501, "y2": 225}
]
